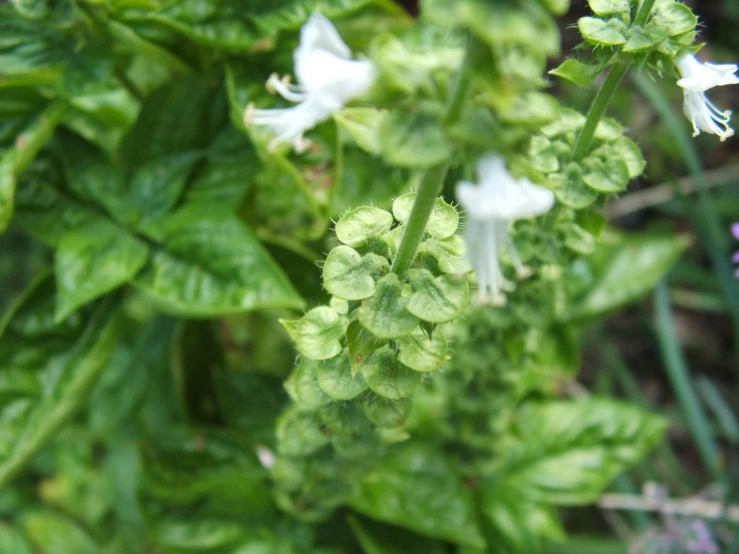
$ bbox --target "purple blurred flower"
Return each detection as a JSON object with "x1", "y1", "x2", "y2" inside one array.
[{"x1": 733, "y1": 223, "x2": 739, "y2": 277}]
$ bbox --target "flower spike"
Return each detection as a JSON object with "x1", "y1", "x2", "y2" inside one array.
[{"x1": 245, "y1": 13, "x2": 377, "y2": 152}]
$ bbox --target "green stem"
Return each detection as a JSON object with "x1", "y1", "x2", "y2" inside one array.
[
  {"x1": 634, "y1": 0, "x2": 657, "y2": 26},
  {"x1": 391, "y1": 165, "x2": 448, "y2": 274},
  {"x1": 443, "y1": 36, "x2": 481, "y2": 126},
  {"x1": 390, "y1": 37, "x2": 478, "y2": 274},
  {"x1": 573, "y1": 61, "x2": 631, "y2": 161}
]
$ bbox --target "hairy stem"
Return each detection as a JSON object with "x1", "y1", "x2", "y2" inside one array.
[
  {"x1": 572, "y1": 62, "x2": 630, "y2": 161},
  {"x1": 634, "y1": 0, "x2": 657, "y2": 26},
  {"x1": 391, "y1": 165, "x2": 448, "y2": 274},
  {"x1": 391, "y1": 37, "x2": 478, "y2": 274}
]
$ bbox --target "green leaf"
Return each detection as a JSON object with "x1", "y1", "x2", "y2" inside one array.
[
  {"x1": 549, "y1": 58, "x2": 600, "y2": 88},
  {"x1": 323, "y1": 245, "x2": 389, "y2": 301},
  {"x1": 578, "y1": 16, "x2": 627, "y2": 45},
  {"x1": 358, "y1": 274, "x2": 418, "y2": 339},
  {"x1": 121, "y1": 76, "x2": 227, "y2": 167},
  {"x1": 317, "y1": 353, "x2": 369, "y2": 400},
  {"x1": 360, "y1": 346, "x2": 421, "y2": 400},
  {"x1": 586, "y1": 0, "x2": 630, "y2": 16},
  {"x1": 141, "y1": 428, "x2": 274, "y2": 520},
  {"x1": 406, "y1": 269, "x2": 469, "y2": 324},
  {"x1": 0, "y1": 101, "x2": 65, "y2": 233},
  {"x1": 494, "y1": 398, "x2": 668, "y2": 504},
  {"x1": 349, "y1": 442, "x2": 485, "y2": 548},
  {"x1": 347, "y1": 514, "x2": 447, "y2": 554},
  {"x1": 379, "y1": 110, "x2": 452, "y2": 168},
  {"x1": 0, "y1": 278, "x2": 120, "y2": 488},
  {"x1": 22, "y1": 512, "x2": 97, "y2": 554},
  {"x1": 54, "y1": 219, "x2": 149, "y2": 321},
  {"x1": 567, "y1": 231, "x2": 691, "y2": 319},
  {"x1": 494, "y1": 91, "x2": 560, "y2": 127},
  {"x1": 334, "y1": 108, "x2": 387, "y2": 156},
  {"x1": 0, "y1": 525, "x2": 32, "y2": 554},
  {"x1": 133, "y1": 204, "x2": 304, "y2": 316},
  {"x1": 125, "y1": 151, "x2": 202, "y2": 239},
  {"x1": 611, "y1": 136, "x2": 646, "y2": 179}
]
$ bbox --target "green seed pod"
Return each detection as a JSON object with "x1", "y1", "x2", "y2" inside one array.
[
  {"x1": 364, "y1": 397, "x2": 412, "y2": 428},
  {"x1": 285, "y1": 357, "x2": 332, "y2": 409},
  {"x1": 332, "y1": 433, "x2": 380, "y2": 459},
  {"x1": 323, "y1": 245, "x2": 389, "y2": 300},
  {"x1": 406, "y1": 269, "x2": 469, "y2": 323},
  {"x1": 417, "y1": 235, "x2": 471, "y2": 275},
  {"x1": 281, "y1": 306, "x2": 346, "y2": 360},
  {"x1": 393, "y1": 192, "x2": 459, "y2": 239},
  {"x1": 319, "y1": 402, "x2": 372, "y2": 437},
  {"x1": 335, "y1": 206, "x2": 394, "y2": 247},
  {"x1": 358, "y1": 274, "x2": 418, "y2": 339},
  {"x1": 276, "y1": 406, "x2": 331, "y2": 457},
  {"x1": 316, "y1": 354, "x2": 369, "y2": 400},
  {"x1": 397, "y1": 328, "x2": 448, "y2": 372},
  {"x1": 361, "y1": 346, "x2": 421, "y2": 400}
]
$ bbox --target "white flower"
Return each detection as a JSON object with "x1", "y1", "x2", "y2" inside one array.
[
  {"x1": 244, "y1": 13, "x2": 377, "y2": 152},
  {"x1": 255, "y1": 445, "x2": 276, "y2": 469},
  {"x1": 676, "y1": 53, "x2": 738, "y2": 142},
  {"x1": 456, "y1": 155, "x2": 555, "y2": 304}
]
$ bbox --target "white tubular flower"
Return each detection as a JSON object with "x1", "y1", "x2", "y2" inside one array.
[
  {"x1": 456, "y1": 155, "x2": 555, "y2": 305},
  {"x1": 676, "y1": 53, "x2": 738, "y2": 142},
  {"x1": 244, "y1": 13, "x2": 377, "y2": 152}
]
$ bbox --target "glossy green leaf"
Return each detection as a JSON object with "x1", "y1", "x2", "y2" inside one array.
[
  {"x1": 364, "y1": 397, "x2": 412, "y2": 429},
  {"x1": 22, "y1": 512, "x2": 97, "y2": 554},
  {"x1": 551, "y1": 162, "x2": 599, "y2": 210},
  {"x1": 347, "y1": 514, "x2": 447, "y2": 554},
  {"x1": 582, "y1": 156, "x2": 630, "y2": 193},
  {"x1": 652, "y1": 1, "x2": 697, "y2": 36},
  {"x1": 349, "y1": 442, "x2": 485, "y2": 548},
  {"x1": 568, "y1": 231, "x2": 691, "y2": 319},
  {"x1": 494, "y1": 398, "x2": 668, "y2": 504},
  {"x1": 125, "y1": 151, "x2": 202, "y2": 238},
  {"x1": 133, "y1": 204, "x2": 304, "y2": 316},
  {"x1": 0, "y1": 101, "x2": 65, "y2": 232},
  {"x1": 54, "y1": 218, "x2": 149, "y2": 321},
  {"x1": 0, "y1": 278, "x2": 120, "y2": 488},
  {"x1": 0, "y1": 525, "x2": 32, "y2": 554}
]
